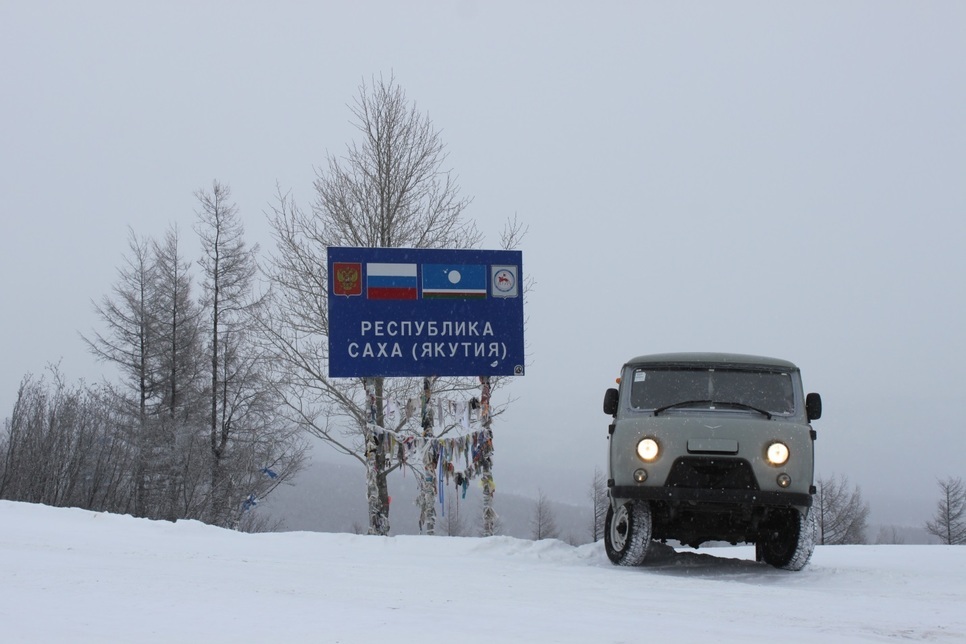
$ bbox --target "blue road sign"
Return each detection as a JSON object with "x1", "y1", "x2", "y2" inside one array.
[{"x1": 327, "y1": 247, "x2": 525, "y2": 378}]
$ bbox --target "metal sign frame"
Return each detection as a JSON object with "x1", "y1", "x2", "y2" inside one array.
[{"x1": 327, "y1": 246, "x2": 525, "y2": 378}]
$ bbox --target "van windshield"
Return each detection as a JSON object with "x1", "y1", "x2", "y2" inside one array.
[{"x1": 629, "y1": 367, "x2": 795, "y2": 416}]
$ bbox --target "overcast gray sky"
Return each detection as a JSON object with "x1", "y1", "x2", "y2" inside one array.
[{"x1": 2, "y1": 1, "x2": 964, "y2": 527}]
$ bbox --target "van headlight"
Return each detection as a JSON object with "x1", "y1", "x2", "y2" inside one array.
[
  {"x1": 637, "y1": 438, "x2": 660, "y2": 462},
  {"x1": 766, "y1": 441, "x2": 789, "y2": 466}
]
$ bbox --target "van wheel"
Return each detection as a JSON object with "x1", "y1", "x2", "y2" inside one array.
[
  {"x1": 604, "y1": 501, "x2": 652, "y2": 566},
  {"x1": 758, "y1": 508, "x2": 817, "y2": 571}
]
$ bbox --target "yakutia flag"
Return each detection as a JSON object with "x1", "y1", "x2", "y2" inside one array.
[
  {"x1": 421, "y1": 264, "x2": 487, "y2": 299},
  {"x1": 366, "y1": 263, "x2": 418, "y2": 300}
]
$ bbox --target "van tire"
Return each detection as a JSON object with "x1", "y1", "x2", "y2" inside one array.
[
  {"x1": 605, "y1": 501, "x2": 653, "y2": 566},
  {"x1": 758, "y1": 507, "x2": 817, "y2": 571}
]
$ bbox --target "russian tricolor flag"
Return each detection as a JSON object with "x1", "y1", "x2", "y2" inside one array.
[{"x1": 366, "y1": 263, "x2": 418, "y2": 300}]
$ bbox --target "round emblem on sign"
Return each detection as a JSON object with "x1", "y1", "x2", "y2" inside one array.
[{"x1": 493, "y1": 268, "x2": 516, "y2": 294}]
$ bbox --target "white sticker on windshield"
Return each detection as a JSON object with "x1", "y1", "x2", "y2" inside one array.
[{"x1": 634, "y1": 370, "x2": 646, "y2": 382}]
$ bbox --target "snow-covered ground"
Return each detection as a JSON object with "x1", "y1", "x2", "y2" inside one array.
[{"x1": 1, "y1": 501, "x2": 962, "y2": 643}]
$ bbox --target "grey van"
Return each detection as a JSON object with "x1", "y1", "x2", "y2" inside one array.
[{"x1": 602, "y1": 353, "x2": 822, "y2": 570}]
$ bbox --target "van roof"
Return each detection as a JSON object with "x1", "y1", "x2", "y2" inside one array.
[{"x1": 625, "y1": 352, "x2": 798, "y2": 371}]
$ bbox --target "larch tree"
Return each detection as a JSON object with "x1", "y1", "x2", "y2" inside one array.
[
  {"x1": 150, "y1": 225, "x2": 207, "y2": 520},
  {"x1": 439, "y1": 494, "x2": 469, "y2": 537},
  {"x1": 22, "y1": 199, "x2": 304, "y2": 529},
  {"x1": 83, "y1": 227, "x2": 202, "y2": 519},
  {"x1": 81, "y1": 229, "x2": 160, "y2": 517},
  {"x1": 925, "y1": 476, "x2": 966, "y2": 545},
  {"x1": 530, "y1": 489, "x2": 560, "y2": 541},
  {"x1": 589, "y1": 467, "x2": 608, "y2": 542},
  {"x1": 196, "y1": 181, "x2": 304, "y2": 528},
  {"x1": 152, "y1": 225, "x2": 205, "y2": 421},
  {"x1": 262, "y1": 74, "x2": 501, "y2": 536},
  {"x1": 815, "y1": 474, "x2": 870, "y2": 545}
]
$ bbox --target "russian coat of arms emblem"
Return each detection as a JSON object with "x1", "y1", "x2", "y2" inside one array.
[{"x1": 332, "y1": 262, "x2": 362, "y2": 296}]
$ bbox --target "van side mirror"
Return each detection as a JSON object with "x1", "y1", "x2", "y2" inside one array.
[
  {"x1": 603, "y1": 388, "x2": 619, "y2": 416},
  {"x1": 806, "y1": 393, "x2": 822, "y2": 421}
]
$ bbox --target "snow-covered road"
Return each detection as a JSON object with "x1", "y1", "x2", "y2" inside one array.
[{"x1": 1, "y1": 501, "x2": 962, "y2": 642}]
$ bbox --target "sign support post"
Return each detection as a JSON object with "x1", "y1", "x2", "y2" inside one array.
[
  {"x1": 417, "y1": 376, "x2": 438, "y2": 535},
  {"x1": 362, "y1": 378, "x2": 389, "y2": 535},
  {"x1": 480, "y1": 375, "x2": 496, "y2": 537}
]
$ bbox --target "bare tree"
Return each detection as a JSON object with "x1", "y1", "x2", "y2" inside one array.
[
  {"x1": 439, "y1": 494, "x2": 469, "y2": 537},
  {"x1": 82, "y1": 226, "x2": 206, "y2": 520},
  {"x1": 23, "y1": 200, "x2": 304, "y2": 529},
  {"x1": 875, "y1": 526, "x2": 906, "y2": 545},
  {"x1": 925, "y1": 476, "x2": 966, "y2": 545},
  {"x1": 816, "y1": 474, "x2": 870, "y2": 545},
  {"x1": 589, "y1": 467, "x2": 608, "y2": 542},
  {"x1": 149, "y1": 225, "x2": 206, "y2": 520},
  {"x1": 0, "y1": 369, "x2": 135, "y2": 513},
  {"x1": 196, "y1": 181, "x2": 305, "y2": 528},
  {"x1": 81, "y1": 229, "x2": 159, "y2": 517},
  {"x1": 197, "y1": 181, "x2": 252, "y2": 525},
  {"x1": 152, "y1": 225, "x2": 206, "y2": 421},
  {"x1": 315, "y1": 74, "x2": 478, "y2": 251},
  {"x1": 530, "y1": 489, "x2": 560, "y2": 541},
  {"x1": 262, "y1": 74, "x2": 495, "y2": 535}
]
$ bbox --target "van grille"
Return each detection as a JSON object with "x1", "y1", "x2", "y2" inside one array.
[{"x1": 664, "y1": 457, "x2": 759, "y2": 491}]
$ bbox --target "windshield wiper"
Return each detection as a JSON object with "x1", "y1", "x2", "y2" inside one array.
[
  {"x1": 653, "y1": 399, "x2": 772, "y2": 419},
  {"x1": 653, "y1": 399, "x2": 714, "y2": 416},
  {"x1": 712, "y1": 401, "x2": 773, "y2": 420}
]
